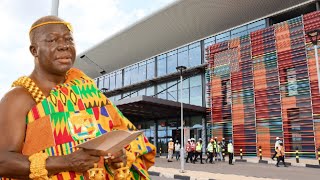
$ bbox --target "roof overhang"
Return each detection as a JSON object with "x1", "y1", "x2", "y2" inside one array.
[
  {"x1": 75, "y1": 0, "x2": 315, "y2": 78},
  {"x1": 114, "y1": 95, "x2": 206, "y2": 121}
]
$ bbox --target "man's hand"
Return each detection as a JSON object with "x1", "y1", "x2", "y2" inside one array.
[
  {"x1": 106, "y1": 148, "x2": 127, "y2": 169},
  {"x1": 64, "y1": 148, "x2": 102, "y2": 172}
]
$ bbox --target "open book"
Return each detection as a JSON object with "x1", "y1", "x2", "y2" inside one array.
[{"x1": 76, "y1": 130, "x2": 143, "y2": 154}]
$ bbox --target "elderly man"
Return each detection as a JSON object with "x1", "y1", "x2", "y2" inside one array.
[{"x1": 0, "y1": 16, "x2": 155, "y2": 180}]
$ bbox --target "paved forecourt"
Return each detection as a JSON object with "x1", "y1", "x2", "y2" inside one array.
[{"x1": 148, "y1": 157, "x2": 320, "y2": 180}]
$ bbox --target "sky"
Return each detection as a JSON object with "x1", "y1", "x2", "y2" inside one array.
[{"x1": 0, "y1": 0, "x2": 176, "y2": 98}]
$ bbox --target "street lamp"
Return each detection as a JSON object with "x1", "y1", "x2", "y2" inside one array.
[
  {"x1": 307, "y1": 29, "x2": 320, "y2": 93},
  {"x1": 176, "y1": 65, "x2": 187, "y2": 173}
]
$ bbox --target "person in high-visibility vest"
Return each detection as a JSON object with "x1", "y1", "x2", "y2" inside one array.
[
  {"x1": 167, "y1": 138, "x2": 174, "y2": 162},
  {"x1": 275, "y1": 141, "x2": 287, "y2": 167},
  {"x1": 227, "y1": 139, "x2": 234, "y2": 165},
  {"x1": 194, "y1": 138, "x2": 204, "y2": 164},
  {"x1": 206, "y1": 138, "x2": 215, "y2": 164},
  {"x1": 216, "y1": 141, "x2": 223, "y2": 161}
]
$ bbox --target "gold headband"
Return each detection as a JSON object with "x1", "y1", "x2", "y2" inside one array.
[{"x1": 29, "y1": 21, "x2": 73, "y2": 34}]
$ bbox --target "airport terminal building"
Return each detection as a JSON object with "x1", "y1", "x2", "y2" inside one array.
[{"x1": 76, "y1": 0, "x2": 320, "y2": 157}]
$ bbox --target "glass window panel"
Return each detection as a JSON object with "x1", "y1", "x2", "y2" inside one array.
[
  {"x1": 216, "y1": 31, "x2": 230, "y2": 41},
  {"x1": 178, "y1": 46, "x2": 188, "y2": 53},
  {"x1": 167, "y1": 81, "x2": 177, "y2": 101},
  {"x1": 157, "y1": 83, "x2": 167, "y2": 99},
  {"x1": 190, "y1": 85, "x2": 202, "y2": 106},
  {"x1": 178, "y1": 78, "x2": 189, "y2": 104},
  {"x1": 189, "y1": 46, "x2": 201, "y2": 67},
  {"x1": 122, "y1": 92, "x2": 130, "y2": 99},
  {"x1": 114, "y1": 94, "x2": 121, "y2": 101},
  {"x1": 98, "y1": 77, "x2": 104, "y2": 89},
  {"x1": 189, "y1": 41, "x2": 201, "y2": 49},
  {"x1": 248, "y1": 19, "x2": 266, "y2": 29},
  {"x1": 146, "y1": 86, "x2": 155, "y2": 96},
  {"x1": 147, "y1": 58, "x2": 155, "y2": 80},
  {"x1": 109, "y1": 73, "x2": 116, "y2": 90},
  {"x1": 138, "y1": 61, "x2": 147, "y2": 82},
  {"x1": 138, "y1": 88, "x2": 146, "y2": 96},
  {"x1": 167, "y1": 52, "x2": 177, "y2": 74},
  {"x1": 204, "y1": 36, "x2": 215, "y2": 45},
  {"x1": 116, "y1": 71, "x2": 122, "y2": 89},
  {"x1": 104, "y1": 75, "x2": 110, "y2": 90},
  {"x1": 130, "y1": 64, "x2": 139, "y2": 84},
  {"x1": 231, "y1": 30, "x2": 248, "y2": 39},
  {"x1": 131, "y1": 91, "x2": 138, "y2": 97},
  {"x1": 157, "y1": 55, "x2": 167, "y2": 77},
  {"x1": 178, "y1": 49, "x2": 188, "y2": 67},
  {"x1": 124, "y1": 68, "x2": 131, "y2": 86},
  {"x1": 190, "y1": 75, "x2": 202, "y2": 87},
  {"x1": 231, "y1": 26, "x2": 247, "y2": 35}
]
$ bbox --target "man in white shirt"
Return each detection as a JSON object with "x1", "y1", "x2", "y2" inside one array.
[
  {"x1": 174, "y1": 140, "x2": 181, "y2": 160},
  {"x1": 272, "y1": 137, "x2": 281, "y2": 160}
]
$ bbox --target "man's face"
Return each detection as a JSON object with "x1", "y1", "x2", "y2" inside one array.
[{"x1": 32, "y1": 23, "x2": 76, "y2": 75}]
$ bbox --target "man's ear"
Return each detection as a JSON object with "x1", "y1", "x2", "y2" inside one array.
[{"x1": 29, "y1": 44, "x2": 38, "y2": 57}]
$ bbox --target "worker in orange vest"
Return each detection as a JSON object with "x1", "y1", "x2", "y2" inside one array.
[{"x1": 167, "y1": 138, "x2": 174, "y2": 162}]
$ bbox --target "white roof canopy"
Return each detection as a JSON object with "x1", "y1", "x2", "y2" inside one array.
[{"x1": 75, "y1": 0, "x2": 314, "y2": 78}]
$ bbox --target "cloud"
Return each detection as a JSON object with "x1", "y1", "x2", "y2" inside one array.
[{"x1": 0, "y1": 0, "x2": 176, "y2": 98}]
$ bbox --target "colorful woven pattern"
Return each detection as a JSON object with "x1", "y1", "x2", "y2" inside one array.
[
  {"x1": 207, "y1": 11, "x2": 320, "y2": 158},
  {"x1": 4, "y1": 68, "x2": 155, "y2": 180}
]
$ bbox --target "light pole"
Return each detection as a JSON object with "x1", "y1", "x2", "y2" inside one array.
[
  {"x1": 307, "y1": 29, "x2": 320, "y2": 93},
  {"x1": 51, "y1": 0, "x2": 59, "y2": 16},
  {"x1": 176, "y1": 65, "x2": 187, "y2": 173}
]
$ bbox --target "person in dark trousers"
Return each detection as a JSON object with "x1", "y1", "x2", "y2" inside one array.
[
  {"x1": 227, "y1": 139, "x2": 234, "y2": 165},
  {"x1": 174, "y1": 140, "x2": 181, "y2": 160},
  {"x1": 206, "y1": 138, "x2": 215, "y2": 163},
  {"x1": 272, "y1": 137, "x2": 281, "y2": 160},
  {"x1": 276, "y1": 141, "x2": 287, "y2": 167},
  {"x1": 186, "y1": 139, "x2": 193, "y2": 163},
  {"x1": 190, "y1": 138, "x2": 196, "y2": 163},
  {"x1": 194, "y1": 138, "x2": 204, "y2": 164}
]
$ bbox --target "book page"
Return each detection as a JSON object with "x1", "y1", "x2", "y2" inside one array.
[{"x1": 76, "y1": 130, "x2": 143, "y2": 154}]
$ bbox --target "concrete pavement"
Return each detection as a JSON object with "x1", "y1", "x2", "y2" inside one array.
[{"x1": 148, "y1": 157, "x2": 320, "y2": 180}]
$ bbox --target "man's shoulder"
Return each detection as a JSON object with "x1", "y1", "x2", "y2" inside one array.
[{"x1": 1, "y1": 87, "x2": 35, "y2": 111}]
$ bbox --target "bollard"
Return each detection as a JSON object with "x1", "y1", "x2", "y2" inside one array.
[
  {"x1": 318, "y1": 146, "x2": 320, "y2": 165},
  {"x1": 160, "y1": 148, "x2": 162, "y2": 156},
  {"x1": 295, "y1": 147, "x2": 299, "y2": 163},
  {"x1": 240, "y1": 148, "x2": 243, "y2": 160},
  {"x1": 222, "y1": 148, "x2": 225, "y2": 161},
  {"x1": 259, "y1": 146, "x2": 262, "y2": 160}
]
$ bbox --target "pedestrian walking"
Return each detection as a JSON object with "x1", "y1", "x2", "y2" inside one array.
[
  {"x1": 174, "y1": 140, "x2": 181, "y2": 160},
  {"x1": 227, "y1": 140, "x2": 234, "y2": 165},
  {"x1": 186, "y1": 139, "x2": 193, "y2": 163},
  {"x1": 272, "y1": 137, "x2": 281, "y2": 161},
  {"x1": 276, "y1": 141, "x2": 287, "y2": 167},
  {"x1": 206, "y1": 138, "x2": 215, "y2": 164},
  {"x1": 214, "y1": 137, "x2": 218, "y2": 160},
  {"x1": 167, "y1": 138, "x2": 174, "y2": 162},
  {"x1": 190, "y1": 138, "x2": 196, "y2": 163},
  {"x1": 194, "y1": 138, "x2": 204, "y2": 164},
  {"x1": 216, "y1": 142, "x2": 223, "y2": 161}
]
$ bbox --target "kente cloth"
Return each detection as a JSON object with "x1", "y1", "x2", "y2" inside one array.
[{"x1": 2, "y1": 68, "x2": 155, "y2": 180}]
